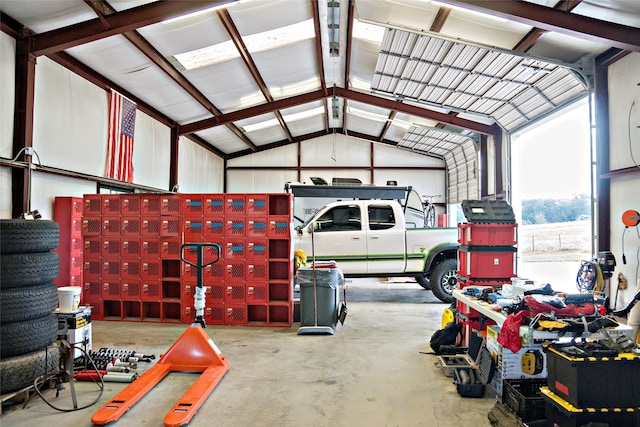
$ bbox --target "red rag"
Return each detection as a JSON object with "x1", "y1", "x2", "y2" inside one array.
[{"x1": 497, "y1": 310, "x2": 528, "y2": 353}]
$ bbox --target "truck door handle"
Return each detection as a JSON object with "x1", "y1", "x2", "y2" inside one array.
[
  {"x1": 352, "y1": 236, "x2": 361, "y2": 240},
  {"x1": 370, "y1": 236, "x2": 379, "y2": 239}
]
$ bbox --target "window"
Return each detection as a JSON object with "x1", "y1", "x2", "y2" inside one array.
[
  {"x1": 315, "y1": 205, "x2": 361, "y2": 232},
  {"x1": 368, "y1": 205, "x2": 395, "y2": 230},
  {"x1": 98, "y1": 183, "x2": 134, "y2": 194}
]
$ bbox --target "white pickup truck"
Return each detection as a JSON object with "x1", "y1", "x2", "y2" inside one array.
[{"x1": 294, "y1": 199, "x2": 459, "y2": 303}]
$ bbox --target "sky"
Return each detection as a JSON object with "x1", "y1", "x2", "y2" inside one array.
[{"x1": 512, "y1": 99, "x2": 591, "y2": 200}]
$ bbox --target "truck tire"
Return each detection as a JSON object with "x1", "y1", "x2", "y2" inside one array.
[
  {"x1": 415, "y1": 275, "x2": 430, "y2": 290},
  {"x1": 429, "y1": 258, "x2": 458, "y2": 303},
  {"x1": 0, "y1": 251, "x2": 60, "y2": 289},
  {"x1": 0, "y1": 313, "x2": 58, "y2": 358},
  {"x1": 0, "y1": 344, "x2": 60, "y2": 394},
  {"x1": 1, "y1": 282, "x2": 59, "y2": 323},
  {"x1": 0, "y1": 219, "x2": 59, "y2": 254}
]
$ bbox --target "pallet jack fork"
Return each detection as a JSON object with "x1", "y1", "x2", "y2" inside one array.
[{"x1": 92, "y1": 243, "x2": 230, "y2": 427}]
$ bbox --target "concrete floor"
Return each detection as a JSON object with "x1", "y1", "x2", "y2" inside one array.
[{"x1": 2, "y1": 279, "x2": 499, "y2": 427}]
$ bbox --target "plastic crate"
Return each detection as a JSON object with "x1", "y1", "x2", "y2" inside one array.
[
  {"x1": 458, "y1": 222, "x2": 518, "y2": 246},
  {"x1": 461, "y1": 200, "x2": 515, "y2": 223},
  {"x1": 457, "y1": 245, "x2": 517, "y2": 279},
  {"x1": 502, "y1": 378, "x2": 547, "y2": 422}
]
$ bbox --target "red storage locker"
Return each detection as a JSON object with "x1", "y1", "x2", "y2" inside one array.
[
  {"x1": 268, "y1": 193, "x2": 293, "y2": 216},
  {"x1": 121, "y1": 238, "x2": 141, "y2": 257},
  {"x1": 204, "y1": 219, "x2": 225, "y2": 240},
  {"x1": 457, "y1": 245, "x2": 517, "y2": 279},
  {"x1": 225, "y1": 304, "x2": 247, "y2": 325},
  {"x1": 268, "y1": 303, "x2": 292, "y2": 325},
  {"x1": 102, "y1": 216, "x2": 122, "y2": 237},
  {"x1": 246, "y1": 194, "x2": 268, "y2": 217},
  {"x1": 181, "y1": 194, "x2": 204, "y2": 216},
  {"x1": 141, "y1": 194, "x2": 161, "y2": 216},
  {"x1": 225, "y1": 261, "x2": 246, "y2": 282},
  {"x1": 122, "y1": 216, "x2": 141, "y2": 236},
  {"x1": 225, "y1": 216, "x2": 246, "y2": 238},
  {"x1": 182, "y1": 262, "x2": 210, "y2": 283},
  {"x1": 247, "y1": 282, "x2": 268, "y2": 304},
  {"x1": 247, "y1": 260, "x2": 268, "y2": 281},
  {"x1": 183, "y1": 217, "x2": 204, "y2": 242},
  {"x1": 141, "y1": 280, "x2": 161, "y2": 301},
  {"x1": 247, "y1": 238, "x2": 267, "y2": 259},
  {"x1": 246, "y1": 218, "x2": 267, "y2": 237},
  {"x1": 121, "y1": 279, "x2": 141, "y2": 301},
  {"x1": 122, "y1": 258, "x2": 142, "y2": 281},
  {"x1": 83, "y1": 259, "x2": 101, "y2": 280},
  {"x1": 268, "y1": 216, "x2": 291, "y2": 239},
  {"x1": 204, "y1": 194, "x2": 224, "y2": 216},
  {"x1": 102, "y1": 281, "x2": 121, "y2": 300},
  {"x1": 141, "y1": 238, "x2": 161, "y2": 259},
  {"x1": 458, "y1": 223, "x2": 518, "y2": 246},
  {"x1": 160, "y1": 238, "x2": 181, "y2": 259},
  {"x1": 81, "y1": 218, "x2": 102, "y2": 236},
  {"x1": 70, "y1": 218, "x2": 82, "y2": 235},
  {"x1": 102, "y1": 195, "x2": 121, "y2": 215},
  {"x1": 224, "y1": 283, "x2": 245, "y2": 304},
  {"x1": 160, "y1": 195, "x2": 180, "y2": 216},
  {"x1": 225, "y1": 194, "x2": 246, "y2": 215},
  {"x1": 102, "y1": 238, "x2": 121, "y2": 258},
  {"x1": 141, "y1": 217, "x2": 161, "y2": 236},
  {"x1": 205, "y1": 262, "x2": 225, "y2": 282},
  {"x1": 181, "y1": 284, "x2": 214, "y2": 306},
  {"x1": 460, "y1": 318, "x2": 496, "y2": 347},
  {"x1": 160, "y1": 216, "x2": 180, "y2": 238},
  {"x1": 141, "y1": 260, "x2": 162, "y2": 280},
  {"x1": 205, "y1": 303, "x2": 225, "y2": 325},
  {"x1": 102, "y1": 258, "x2": 121, "y2": 281},
  {"x1": 82, "y1": 280, "x2": 102, "y2": 303},
  {"x1": 122, "y1": 194, "x2": 141, "y2": 215},
  {"x1": 457, "y1": 278, "x2": 510, "y2": 290},
  {"x1": 224, "y1": 239, "x2": 246, "y2": 260},
  {"x1": 83, "y1": 194, "x2": 102, "y2": 216},
  {"x1": 83, "y1": 237, "x2": 102, "y2": 259}
]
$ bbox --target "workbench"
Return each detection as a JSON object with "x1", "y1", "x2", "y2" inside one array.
[{"x1": 452, "y1": 288, "x2": 633, "y2": 344}]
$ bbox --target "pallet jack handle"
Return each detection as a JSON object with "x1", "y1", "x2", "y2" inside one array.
[{"x1": 180, "y1": 243, "x2": 221, "y2": 328}]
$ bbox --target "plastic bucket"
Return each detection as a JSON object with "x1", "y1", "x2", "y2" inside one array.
[{"x1": 58, "y1": 286, "x2": 81, "y2": 312}]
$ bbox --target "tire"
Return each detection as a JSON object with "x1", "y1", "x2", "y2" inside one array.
[
  {"x1": 0, "y1": 251, "x2": 60, "y2": 288},
  {"x1": 429, "y1": 258, "x2": 458, "y2": 303},
  {"x1": 1, "y1": 282, "x2": 59, "y2": 323},
  {"x1": 0, "y1": 219, "x2": 59, "y2": 254},
  {"x1": 0, "y1": 344, "x2": 60, "y2": 394},
  {"x1": 0, "y1": 313, "x2": 59, "y2": 358},
  {"x1": 416, "y1": 275, "x2": 430, "y2": 290}
]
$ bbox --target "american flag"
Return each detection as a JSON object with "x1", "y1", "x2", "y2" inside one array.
[{"x1": 105, "y1": 90, "x2": 136, "y2": 182}]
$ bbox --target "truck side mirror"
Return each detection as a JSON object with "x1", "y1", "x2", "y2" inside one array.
[{"x1": 307, "y1": 222, "x2": 317, "y2": 233}]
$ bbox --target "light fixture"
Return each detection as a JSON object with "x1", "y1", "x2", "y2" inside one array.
[
  {"x1": 328, "y1": 1, "x2": 340, "y2": 57},
  {"x1": 430, "y1": 0, "x2": 508, "y2": 22},
  {"x1": 242, "y1": 106, "x2": 325, "y2": 133},
  {"x1": 174, "y1": 19, "x2": 315, "y2": 71}
]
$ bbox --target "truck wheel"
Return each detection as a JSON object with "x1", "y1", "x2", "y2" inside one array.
[
  {"x1": 415, "y1": 276, "x2": 430, "y2": 290},
  {"x1": 429, "y1": 258, "x2": 457, "y2": 303}
]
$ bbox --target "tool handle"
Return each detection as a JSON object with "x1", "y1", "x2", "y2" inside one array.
[{"x1": 180, "y1": 243, "x2": 221, "y2": 268}]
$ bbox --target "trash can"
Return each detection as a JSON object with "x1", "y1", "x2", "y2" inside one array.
[{"x1": 297, "y1": 266, "x2": 344, "y2": 328}]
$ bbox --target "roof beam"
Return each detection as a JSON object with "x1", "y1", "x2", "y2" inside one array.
[
  {"x1": 513, "y1": 0, "x2": 582, "y2": 52},
  {"x1": 31, "y1": 0, "x2": 232, "y2": 56},
  {"x1": 445, "y1": 0, "x2": 640, "y2": 52}
]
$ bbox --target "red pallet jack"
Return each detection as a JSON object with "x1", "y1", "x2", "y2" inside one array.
[{"x1": 92, "y1": 243, "x2": 230, "y2": 427}]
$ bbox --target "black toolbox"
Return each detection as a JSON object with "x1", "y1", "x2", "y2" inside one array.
[
  {"x1": 436, "y1": 331, "x2": 484, "y2": 377},
  {"x1": 545, "y1": 342, "x2": 640, "y2": 408},
  {"x1": 452, "y1": 345, "x2": 494, "y2": 398},
  {"x1": 460, "y1": 200, "x2": 515, "y2": 223},
  {"x1": 541, "y1": 387, "x2": 640, "y2": 427}
]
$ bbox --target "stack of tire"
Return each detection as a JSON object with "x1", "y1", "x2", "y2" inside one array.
[{"x1": 1, "y1": 219, "x2": 61, "y2": 394}]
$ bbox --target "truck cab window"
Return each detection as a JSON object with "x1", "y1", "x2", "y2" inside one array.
[
  {"x1": 368, "y1": 206, "x2": 395, "y2": 230},
  {"x1": 316, "y1": 205, "x2": 361, "y2": 232}
]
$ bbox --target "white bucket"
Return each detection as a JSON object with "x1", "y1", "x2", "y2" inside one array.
[{"x1": 58, "y1": 286, "x2": 81, "y2": 312}]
